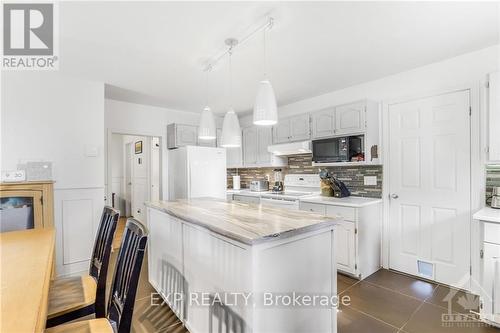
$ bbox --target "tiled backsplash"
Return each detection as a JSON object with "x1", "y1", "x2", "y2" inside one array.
[
  {"x1": 486, "y1": 165, "x2": 500, "y2": 203},
  {"x1": 227, "y1": 154, "x2": 383, "y2": 198}
]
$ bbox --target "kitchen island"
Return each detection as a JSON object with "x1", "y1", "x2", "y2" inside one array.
[{"x1": 146, "y1": 199, "x2": 339, "y2": 333}]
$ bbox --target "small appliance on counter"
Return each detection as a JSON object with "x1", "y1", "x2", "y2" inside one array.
[
  {"x1": 250, "y1": 180, "x2": 269, "y2": 192},
  {"x1": 232, "y1": 175, "x2": 241, "y2": 190},
  {"x1": 490, "y1": 187, "x2": 500, "y2": 209},
  {"x1": 272, "y1": 169, "x2": 284, "y2": 193}
]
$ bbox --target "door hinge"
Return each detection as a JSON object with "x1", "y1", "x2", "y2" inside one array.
[
  {"x1": 486, "y1": 81, "x2": 490, "y2": 89},
  {"x1": 480, "y1": 249, "x2": 484, "y2": 259},
  {"x1": 470, "y1": 265, "x2": 473, "y2": 276},
  {"x1": 469, "y1": 106, "x2": 472, "y2": 116},
  {"x1": 40, "y1": 195, "x2": 43, "y2": 205},
  {"x1": 354, "y1": 228, "x2": 358, "y2": 234},
  {"x1": 355, "y1": 263, "x2": 358, "y2": 270}
]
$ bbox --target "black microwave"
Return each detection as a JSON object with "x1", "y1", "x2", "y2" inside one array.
[{"x1": 312, "y1": 136, "x2": 363, "y2": 163}]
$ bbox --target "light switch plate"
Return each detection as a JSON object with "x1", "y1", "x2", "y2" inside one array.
[
  {"x1": 85, "y1": 145, "x2": 99, "y2": 157},
  {"x1": 364, "y1": 176, "x2": 377, "y2": 186}
]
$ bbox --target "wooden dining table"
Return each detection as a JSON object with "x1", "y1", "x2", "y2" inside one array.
[{"x1": 1, "y1": 228, "x2": 55, "y2": 333}]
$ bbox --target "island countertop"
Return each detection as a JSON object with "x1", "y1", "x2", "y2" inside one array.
[{"x1": 146, "y1": 199, "x2": 338, "y2": 245}]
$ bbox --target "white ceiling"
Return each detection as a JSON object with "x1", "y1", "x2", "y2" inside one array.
[{"x1": 60, "y1": 1, "x2": 499, "y2": 115}]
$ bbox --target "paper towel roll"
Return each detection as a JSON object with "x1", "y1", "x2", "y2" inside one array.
[{"x1": 233, "y1": 175, "x2": 241, "y2": 190}]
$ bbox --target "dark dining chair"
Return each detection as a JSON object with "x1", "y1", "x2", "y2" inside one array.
[
  {"x1": 46, "y1": 206, "x2": 120, "y2": 327},
  {"x1": 45, "y1": 218, "x2": 148, "y2": 333}
]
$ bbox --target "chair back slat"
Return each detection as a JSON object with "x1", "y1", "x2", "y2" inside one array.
[
  {"x1": 107, "y1": 218, "x2": 148, "y2": 333},
  {"x1": 89, "y1": 206, "x2": 120, "y2": 317}
]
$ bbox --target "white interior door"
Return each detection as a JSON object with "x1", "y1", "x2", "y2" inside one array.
[
  {"x1": 131, "y1": 137, "x2": 150, "y2": 222},
  {"x1": 150, "y1": 137, "x2": 160, "y2": 202},
  {"x1": 388, "y1": 90, "x2": 471, "y2": 289},
  {"x1": 125, "y1": 142, "x2": 133, "y2": 217}
]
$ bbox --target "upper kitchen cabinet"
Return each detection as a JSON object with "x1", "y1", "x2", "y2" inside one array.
[
  {"x1": 489, "y1": 71, "x2": 500, "y2": 162},
  {"x1": 311, "y1": 101, "x2": 366, "y2": 139},
  {"x1": 243, "y1": 127, "x2": 259, "y2": 166},
  {"x1": 167, "y1": 123, "x2": 198, "y2": 149},
  {"x1": 273, "y1": 114, "x2": 311, "y2": 143},
  {"x1": 217, "y1": 128, "x2": 243, "y2": 168},
  {"x1": 311, "y1": 108, "x2": 335, "y2": 139},
  {"x1": 335, "y1": 101, "x2": 366, "y2": 135},
  {"x1": 310, "y1": 100, "x2": 380, "y2": 162},
  {"x1": 244, "y1": 126, "x2": 287, "y2": 167}
]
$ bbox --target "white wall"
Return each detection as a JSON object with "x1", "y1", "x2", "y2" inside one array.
[
  {"x1": 1, "y1": 71, "x2": 105, "y2": 276},
  {"x1": 105, "y1": 99, "x2": 205, "y2": 202}
]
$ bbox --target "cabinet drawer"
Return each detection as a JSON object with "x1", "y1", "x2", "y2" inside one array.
[
  {"x1": 299, "y1": 202, "x2": 326, "y2": 215},
  {"x1": 325, "y1": 205, "x2": 356, "y2": 222},
  {"x1": 484, "y1": 222, "x2": 500, "y2": 245},
  {"x1": 233, "y1": 195, "x2": 260, "y2": 205}
]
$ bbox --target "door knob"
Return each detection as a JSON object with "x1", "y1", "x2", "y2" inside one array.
[{"x1": 391, "y1": 194, "x2": 399, "y2": 199}]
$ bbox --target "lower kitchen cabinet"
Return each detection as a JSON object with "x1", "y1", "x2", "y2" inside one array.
[
  {"x1": 233, "y1": 194, "x2": 260, "y2": 204},
  {"x1": 475, "y1": 217, "x2": 500, "y2": 327},
  {"x1": 299, "y1": 200, "x2": 381, "y2": 279},
  {"x1": 335, "y1": 220, "x2": 356, "y2": 275}
]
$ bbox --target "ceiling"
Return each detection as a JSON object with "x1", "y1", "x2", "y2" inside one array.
[{"x1": 59, "y1": 1, "x2": 499, "y2": 115}]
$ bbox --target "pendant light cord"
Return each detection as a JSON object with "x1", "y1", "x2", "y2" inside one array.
[
  {"x1": 229, "y1": 49, "x2": 233, "y2": 108},
  {"x1": 263, "y1": 28, "x2": 268, "y2": 79},
  {"x1": 205, "y1": 68, "x2": 209, "y2": 107}
]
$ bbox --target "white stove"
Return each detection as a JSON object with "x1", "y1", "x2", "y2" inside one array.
[{"x1": 260, "y1": 174, "x2": 320, "y2": 210}]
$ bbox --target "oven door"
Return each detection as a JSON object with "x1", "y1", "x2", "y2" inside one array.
[
  {"x1": 312, "y1": 137, "x2": 349, "y2": 163},
  {"x1": 260, "y1": 197, "x2": 299, "y2": 210}
]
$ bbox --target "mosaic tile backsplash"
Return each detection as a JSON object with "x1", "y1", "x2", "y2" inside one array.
[
  {"x1": 227, "y1": 154, "x2": 383, "y2": 198},
  {"x1": 486, "y1": 165, "x2": 500, "y2": 204}
]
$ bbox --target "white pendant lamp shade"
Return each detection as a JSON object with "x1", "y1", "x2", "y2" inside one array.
[
  {"x1": 221, "y1": 109, "x2": 241, "y2": 148},
  {"x1": 253, "y1": 80, "x2": 278, "y2": 126},
  {"x1": 198, "y1": 106, "x2": 216, "y2": 140}
]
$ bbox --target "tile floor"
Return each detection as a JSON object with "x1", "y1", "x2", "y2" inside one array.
[{"x1": 110, "y1": 219, "x2": 500, "y2": 333}]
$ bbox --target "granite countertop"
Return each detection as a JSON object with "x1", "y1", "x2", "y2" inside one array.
[
  {"x1": 473, "y1": 207, "x2": 500, "y2": 223},
  {"x1": 146, "y1": 199, "x2": 338, "y2": 245},
  {"x1": 299, "y1": 195, "x2": 383, "y2": 208}
]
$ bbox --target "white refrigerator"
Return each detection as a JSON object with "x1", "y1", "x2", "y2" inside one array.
[{"x1": 168, "y1": 146, "x2": 227, "y2": 200}]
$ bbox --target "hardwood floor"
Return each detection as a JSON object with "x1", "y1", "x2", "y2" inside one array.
[{"x1": 108, "y1": 218, "x2": 498, "y2": 333}]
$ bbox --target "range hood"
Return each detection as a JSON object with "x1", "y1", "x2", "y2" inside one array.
[{"x1": 267, "y1": 140, "x2": 312, "y2": 156}]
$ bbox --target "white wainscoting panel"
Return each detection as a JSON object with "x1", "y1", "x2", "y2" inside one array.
[{"x1": 54, "y1": 187, "x2": 104, "y2": 276}]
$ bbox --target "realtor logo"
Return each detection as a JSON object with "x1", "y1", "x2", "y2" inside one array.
[{"x1": 2, "y1": 2, "x2": 58, "y2": 70}]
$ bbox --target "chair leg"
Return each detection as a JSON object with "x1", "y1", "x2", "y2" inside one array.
[{"x1": 45, "y1": 303, "x2": 95, "y2": 328}]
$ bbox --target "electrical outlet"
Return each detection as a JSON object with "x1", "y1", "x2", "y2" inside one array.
[{"x1": 364, "y1": 176, "x2": 377, "y2": 186}]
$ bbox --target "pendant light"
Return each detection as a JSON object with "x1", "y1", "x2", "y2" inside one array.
[
  {"x1": 198, "y1": 69, "x2": 216, "y2": 140},
  {"x1": 221, "y1": 39, "x2": 242, "y2": 148},
  {"x1": 253, "y1": 21, "x2": 278, "y2": 126}
]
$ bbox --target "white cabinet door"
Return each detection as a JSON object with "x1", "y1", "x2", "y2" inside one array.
[
  {"x1": 482, "y1": 242, "x2": 500, "y2": 322},
  {"x1": 335, "y1": 102, "x2": 366, "y2": 135},
  {"x1": 489, "y1": 71, "x2": 500, "y2": 162},
  {"x1": 311, "y1": 109, "x2": 335, "y2": 139},
  {"x1": 335, "y1": 220, "x2": 356, "y2": 275},
  {"x1": 257, "y1": 127, "x2": 272, "y2": 164},
  {"x1": 218, "y1": 128, "x2": 242, "y2": 167},
  {"x1": 243, "y1": 127, "x2": 258, "y2": 166},
  {"x1": 273, "y1": 120, "x2": 291, "y2": 143},
  {"x1": 290, "y1": 114, "x2": 310, "y2": 141},
  {"x1": 176, "y1": 124, "x2": 198, "y2": 146}
]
